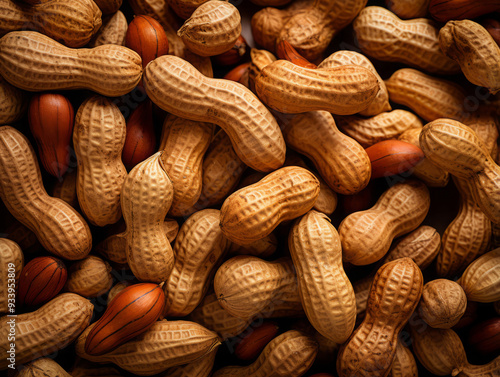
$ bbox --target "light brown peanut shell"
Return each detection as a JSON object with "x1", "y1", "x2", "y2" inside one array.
[
  {"x1": 143, "y1": 55, "x2": 286, "y2": 172},
  {"x1": 279, "y1": 111, "x2": 371, "y2": 195},
  {"x1": 0, "y1": 293, "x2": 93, "y2": 370},
  {"x1": 73, "y1": 95, "x2": 127, "y2": 227},
  {"x1": 76, "y1": 320, "x2": 221, "y2": 376},
  {"x1": 439, "y1": 19, "x2": 500, "y2": 94},
  {"x1": 339, "y1": 180, "x2": 431, "y2": 265},
  {"x1": 319, "y1": 50, "x2": 391, "y2": 116},
  {"x1": 88, "y1": 10, "x2": 128, "y2": 47},
  {"x1": 161, "y1": 348, "x2": 217, "y2": 377},
  {"x1": 389, "y1": 340, "x2": 418, "y2": 377},
  {"x1": 219, "y1": 166, "x2": 320, "y2": 245},
  {"x1": 167, "y1": 0, "x2": 209, "y2": 19},
  {"x1": 336, "y1": 109, "x2": 423, "y2": 148},
  {"x1": 418, "y1": 279, "x2": 467, "y2": 329},
  {"x1": 177, "y1": 1, "x2": 241, "y2": 57},
  {"x1": 65, "y1": 255, "x2": 113, "y2": 298},
  {"x1": 0, "y1": 76, "x2": 26, "y2": 125},
  {"x1": 0, "y1": 126, "x2": 92, "y2": 260},
  {"x1": 254, "y1": 60, "x2": 379, "y2": 115},
  {"x1": 0, "y1": 31, "x2": 142, "y2": 97},
  {"x1": 353, "y1": 6, "x2": 460, "y2": 74},
  {"x1": 385, "y1": 68, "x2": 469, "y2": 123},
  {"x1": 0, "y1": 238, "x2": 23, "y2": 313},
  {"x1": 386, "y1": 0, "x2": 430, "y2": 19},
  {"x1": 15, "y1": 357, "x2": 72, "y2": 377},
  {"x1": 121, "y1": 152, "x2": 175, "y2": 283}
]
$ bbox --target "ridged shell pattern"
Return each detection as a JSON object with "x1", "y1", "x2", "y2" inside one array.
[
  {"x1": 219, "y1": 166, "x2": 320, "y2": 245},
  {"x1": 353, "y1": 6, "x2": 460, "y2": 74},
  {"x1": 337, "y1": 258, "x2": 423, "y2": 377},
  {"x1": 0, "y1": 0, "x2": 102, "y2": 47},
  {"x1": 213, "y1": 330, "x2": 318, "y2": 377},
  {"x1": 121, "y1": 152, "x2": 175, "y2": 283},
  {"x1": 144, "y1": 55, "x2": 285, "y2": 172},
  {"x1": 0, "y1": 76, "x2": 26, "y2": 125},
  {"x1": 164, "y1": 209, "x2": 229, "y2": 317},
  {"x1": 0, "y1": 238, "x2": 23, "y2": 313},
  {"x1": 288, "y1": 210, "x2": 356, "y2": 344},
  {"x1": 319, "y1": 50, "x2": 391, "y2": 116},
  {"x1": 214, "y1": 256, "x2": 303, "y2": 320},
  {"x1": 0, "y1": 293, "x2": 94, "y2": 369},
  {"x1": 255, "y1": 60, "x2": 379, "y2": 115},
  {"x1": 73, "y1": 95, "x2": 127, "y2": 227},
  {"x1": 0, "y1": 31, "x2": 142, "y2": 97},
  {"x1": 163, "y1": 348, "x2": 217, "y2": 377},
  {"x1": 65, "y1": 255, "x2": 113, "y2": 298},
  {"x1": 16, "y1": 357, "x2": 72, "y2": 377},
  {"x1": 279, "y1": 110, "x2": 371, "y2": 194},
  {"x1": 88, "y1": 10, "x2": 128, "y2": 47},
  {"x1": 159, "y1": 114, "x2": 214, "y2": 217},
  {"x1": 336, "y1": 109, "x2": 423, "y2": 148},
  {"x1": 385, "y1": 68, "x2": 468, "y2": 122},
  {"x1": 76, "y1": 320, "x2": 221, "y2": 376},
  {"x1": 167, "y1": 0, "x2": 208, "y2": 19},
  {"x1": 0, "y1": 126, "x2": 92, "y2": 260},
  {"x1": 339, "y1": 180, "x2": 431, "y2": 265},
  {"x1": 419, "y1": 118, "x2": 500, "y2": 223}
]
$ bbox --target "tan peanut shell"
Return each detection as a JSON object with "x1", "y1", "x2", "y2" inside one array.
[
  {"x1": 0, "y1": 76, "x2": 26, "y2": 125},
  {"x1": 15, "y1": 357, "x2": 72, "y2": 377},
  {"x1": 0, "y1": 126, "x2": 92, "y2": 260},
  {"x1": 94, "y1": 0, "x2": 123, "y2": 15},
  {"x1": 339, "y1": 180, "x2": 431, "y2": 265},
  {"x1": 0, "y1": 31, "x2": 142, "y2": 97},
  {"x1": 410, "y1": 324, "x2": 468, "y2": 376},
  {"x1": 318, "y1": 50, "x2": 391, "y2": 116},
  {"x1": 418, "y1": 279, "x2": 467, "y2": 329},
  {"x1": 382, "y1": 225, "x2": 441, "y2": 269},
  {"x1": 398, "y1": 127, "x2": 450, "y2": 187},
  {"x1": 167, "y1": 0, "x2": 208, "y2": 19},
  {"x1": 164, "y1": 209, "x2": 229, "y2": 317},
  {"x1": 162, "y1": 348, "x2": 217, "y2": 377},
  {"x1": 0, "y1": 0, "x2": 102, "y2": 48},
  {"x1": 436, "y1": 177, "x2": 491, "y2": 278},
  {"x1": 219, "y1": 166, "x2": 320, "y2": 245},
  {"x1": 52, "y1": 170, "x2": 79, "y2": 209},
  {"x1": 254, "y1": 60, "x2": 379, "y2": 115},
  {"x1": 353, "y1": 273, "x2": 374, "y2": 319},
  {"x1": 214, "y1": 256, "x2": 303, "y2": 320},
  {"x1": 337, "y1": 258, "x2": 423, "y2": 377},
  {"x1": 107, "y1": 280, "x2": 132, "y2": 304},
  {"x1": 190, "y1": 292, "x2": 250, "y2": 340},
  {"x1": 385, "y1": 68, "x2": 468, "y2": 122},
  {"x1": 353, "y1": 6, "x2": 459, "y2": 74},
  {"x1": 251, "y1": 6, "x2": 292, "y2": 54},
  {"x1": 159, "y1": 115, "x2": 214, "y2": 217},
  {"x1": 248, "y1": 48, "x2": 277, "y2": 93},
  {"x1": 144, "y1": 55, "x2": 286, "y2": 172},
  {"x1": 464, "y1": 111, "x2": 500, "y2": 158},
  {"x1": 121, "y1": 152, "x2": 175, "y2": 283},
  {"x1": 96, "y1": 219, "x2": 178, "y2": 265},
  {"x1": 419, "y1": 118, "x2": 500, "y2": 223},
  {"x1": 228, "y1": 233, "x2": 278, "y2": 258},
  {"x1": 289, "y1": 210, "x2": 356, "y2": 343},
  {"x1": 279, "y1": 111, "x2": 371, "y2": 195},
  {"x1": 439, "y1": 20, "x2": 500, "y2": 94},
  {"x1": 76, "y1": 320, "x2": 221, "y2": 376},
  {"x1": 65, "y1": 255, "x2": 113, "y2": 298},
  {"x1": 386, "y1": 0, "x2": 430, "y2": 19},
  {"x1": 193, "y1": 130, "x2": 247, "y2": 211},
  {"x1": 178, "y1": 1, "x2": 241, "y2": 57},
  {"x1": 0, "y1": 238, "x2": 23, "y2": 313},
  {"x1": 0, "y1": 293, "x2": 93, "y2": 370},
  {"x1": 213, "y1": 330, "x2": 318, "y2": 377},
  {"x1": 88, "y1": 10, "x2": 128, "y2": 47},
  {"x1": 336, "y1": 110, "x2": 423, "y2": 148},
  {"x1": 458, "y1": 247, "x2": 500, "y2": 303},
  {"x1": 74, "y1": 95, "x2": 127, "y2": 227},
  {"x1": 389, "y1": 340, "x2": 418, "y2": 377}
]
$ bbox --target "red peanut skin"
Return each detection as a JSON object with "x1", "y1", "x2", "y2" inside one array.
[
  {"x1": 122, "y1": 100, "x2": 156, "y2": 170},
  {"x1": 126, "y1": 15, "x2": 169, "y2": 68},
  {"x1": 468, "y1": 317, "x2": 500, "y2": 354},
  {"x1": 429, "y1": 0, "x2": 500, "y2": 23},
  {"x1": 17, "y1": 256, "x2": 67, "y2": 307},
  {"x1": 234, "y1": 321, "x2": 279, "y2": 360},
  {"x1": 366, "y1": 140, "x2": 424, "y2": 179},
  {"x1": 28, "y1": 93, "x2": 74, "y2": 179}
]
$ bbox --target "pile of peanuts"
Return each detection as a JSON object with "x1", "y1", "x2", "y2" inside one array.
[{"x1": 0, "y1": 0, "x2": 500, "y2": 376}]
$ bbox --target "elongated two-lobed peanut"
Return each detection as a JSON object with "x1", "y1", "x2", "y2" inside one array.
[
  {"x1": 0, "y1": 126, "x2": 92, "y2": 260},
  {"x1": 0, "y1": 31, "x2": 142, "y2": 97},
  {"x1": 144, "y1": 55, "x2": 285, "y2": 172}
]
